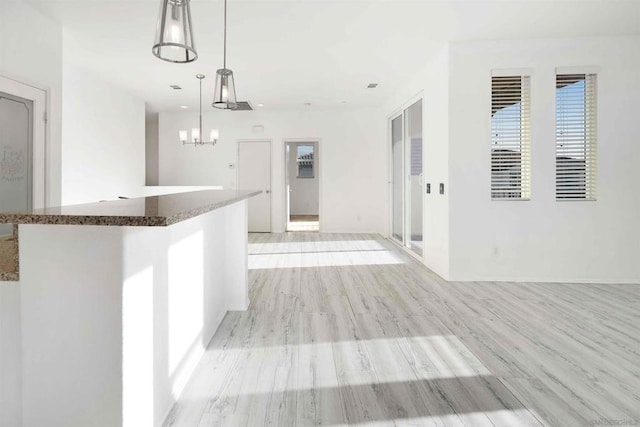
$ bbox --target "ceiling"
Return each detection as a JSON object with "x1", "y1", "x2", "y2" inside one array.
[{"x1": 26, "y1": 0, "x2": 640, "y2": 112}]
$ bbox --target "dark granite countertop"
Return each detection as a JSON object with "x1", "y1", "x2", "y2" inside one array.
[{"x1": 0, "y1": 189, "x2": 261, "y2": 227}]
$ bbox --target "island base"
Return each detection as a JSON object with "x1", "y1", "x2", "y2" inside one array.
[{"x1": 19, "y1": 200, "x2": 249, "y2": 427}]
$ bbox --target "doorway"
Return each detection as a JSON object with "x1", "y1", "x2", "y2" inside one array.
[
  {"x1": 390, "y1": 98, "x2": 423, "y2": 256},
  {"x1": 285, "y1": 141, "x2": 319, "y2": 232},
  {"x1": 237, "y1": 140, "x2": 271, "y2": 232}
]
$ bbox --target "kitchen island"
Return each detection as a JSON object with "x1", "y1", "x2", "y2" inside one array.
[{"x1": 0, "y1": 189, "x2": 260, "y2": 427}]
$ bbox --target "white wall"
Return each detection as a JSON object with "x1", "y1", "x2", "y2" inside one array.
[
  {"x1": 1, "y1": 13, "x2": 147, "y2": 425},
  {"x1": 61, "y1": 30, "x2": 146, "y2": 205},
  {"x1": 379, "y1": 45, "x2": 451, "y2": 279},
  {"x1": 0, "y1": 1, "x2": 63, "y2": 425},
  {"x1": 159, "y1": 109, "x2": 387, "y2": 233},
  {"x1": 448, "y1": 36, "x2": 640, "y2": 283},
  {"x1": 287, "y1": 141, "x2": 319, "y2": 216},
  {"x1": 0, "y1": 0, "x2": 63, "y2": 208}
]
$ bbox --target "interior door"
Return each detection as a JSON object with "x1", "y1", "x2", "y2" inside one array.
[
  {"x1": 0, "y1": 91, "x2": 33, "y2": 236},
  {"x1": 238, "y1": 140, "x2": 271, "y2": 232}
]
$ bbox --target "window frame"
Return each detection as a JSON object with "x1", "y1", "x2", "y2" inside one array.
[{"x1": 295, "y1": 143, "x2": 315, "y2": 179}]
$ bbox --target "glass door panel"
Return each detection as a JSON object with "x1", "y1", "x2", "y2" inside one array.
[
  {"x1": 406, "y1": 100, "x2": 423, "y2": 256},
  {"x1": 391, "y1": 114, "x2": 404, "y2": 242},
  {"x1": 0, "y1": 92, "x2": 33, "y2": 236}
]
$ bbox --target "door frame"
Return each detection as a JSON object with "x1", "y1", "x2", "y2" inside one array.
[
  {"x1": 237, "y1": 139, "x2": 272, "y2": 232},
  {"x1": 388, "y1": 111, "x2": 405, "y2": 247},
  {"x1": 0, "y1": 73, "x2": 49, "y2": 208},
  {"x1": 387, "y1": 91, "x2": 424, "y2": 258},
  {"x1": 283, "y1": 138, "x2": 321, "y2": 232}
]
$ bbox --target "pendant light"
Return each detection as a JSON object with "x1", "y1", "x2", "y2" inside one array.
[
  {"x1": 179, "y1": 75, "x2": 219, "y2": 146},
  {"x1": 152, "y1": 0, "x2": 198, "y2": 63},
  {"x1": 212, "y1": 0, "x2": 238, "y2": 109}
]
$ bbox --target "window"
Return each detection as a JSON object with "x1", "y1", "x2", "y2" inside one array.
[
  {"x1": 296, "y1": 144, "x2": 314, "y2": 178},
  {"x1": 491, "y1": 74, "x2": 531, "y2": 200},
  {"x1": 555, "y1": 73, "x2": 597, "y2": 200}
]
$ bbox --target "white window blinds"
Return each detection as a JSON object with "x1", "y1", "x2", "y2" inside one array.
[
  {"x1": 555, "y1": 73, "x2": 597, "y2": 200},
  {"x1": 491, "y1": 75, "x2": 531, "y2": 200}
]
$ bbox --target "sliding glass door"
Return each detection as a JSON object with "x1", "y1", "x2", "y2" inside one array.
[{"x1": 390, "y1": 99, "x2": 423, "y2": 256}]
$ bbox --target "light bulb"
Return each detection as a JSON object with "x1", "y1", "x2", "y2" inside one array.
[
  {"x1": 191, "y1": 128, "x2": 200, "y2": 142},
  {"x1": 210, "y1": 129, "x2": 219, "y2": 141},
  {"x1": 179, "y1": 130, "x2": 188, "y2": 142},
  {"x1": 169, "y1": 22, "x2": 181, "y2": 43}
]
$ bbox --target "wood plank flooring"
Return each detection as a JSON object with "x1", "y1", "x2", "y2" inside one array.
[{"x1": 163, "y1": 233, "x2": 640, "y2": 427}]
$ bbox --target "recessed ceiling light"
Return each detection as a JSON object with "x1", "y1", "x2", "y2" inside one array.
[
  {"x1": 367, "y1": 83, "x2": 378, "y2": 89},
  {"x1": 257, "y1": 103, "x2": 264, "y2": 107},
  {"x1": 180, "y1": 105, "x2": 188, "y2": 109}
]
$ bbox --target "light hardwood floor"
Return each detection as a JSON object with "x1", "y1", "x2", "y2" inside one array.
[{"x1": 164, "y1": 233, "x2": 640, "y2": 427}]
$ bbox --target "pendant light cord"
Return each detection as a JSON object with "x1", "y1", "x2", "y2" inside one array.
[
  {"x1": 199, "y1": 76, "x2": 203, "y2": 140},
  {"x1": 223, "y1": 0, "x2": 227, "y2": 69}
]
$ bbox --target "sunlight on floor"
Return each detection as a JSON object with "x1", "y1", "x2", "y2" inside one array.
[
  {"x1": 202, "y1": 335, "x2": 492, "y2": 396},
  {"x1": 249, "y1": 250, "x2": 405, "y2": 269},
  {"x1": 287, "y1": 220, "x2": 320, "y2": 232},
  {"x1": 175, "y1": 334, "x2": 544, "y2": 425},
  {"x1": 248, "y1": 239, "x2": 404, "y2": 269},
  {"x1": 249, "y1": 240, "x2": 387, "y2": 254}
]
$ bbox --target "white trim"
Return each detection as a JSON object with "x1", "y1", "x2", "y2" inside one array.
[
  {"x1": 385, "y1": 90, "x2": 424, "y2": 121},
  {"x1": 387, "y1": 236, "x2": 423, "y2": 263},
  {"x1": 555, "y1": 66, "x2": 601, "y2": 75},
  {"x1": 0, "y1": 74, "x2": 48, "y2": 209},
  {"x1": 388, "y1": 111, "x2": 404, "y2": 245},
  {"x1": 282, "y1": 137, "x2": 324, "y2": 233},
  {"x1": 491, "y1": 68, "x2": 534, "y2": 77},
  {"x1": 448, "y1": 276, "x2": 639, "y2": 285},
  {"x1": 283, "y1": 138, "x2": 321, "y2": 232}
]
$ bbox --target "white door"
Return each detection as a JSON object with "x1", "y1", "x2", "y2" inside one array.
[{"x1": 238, "y1": 140, "x2": 271, "y2": 232}]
